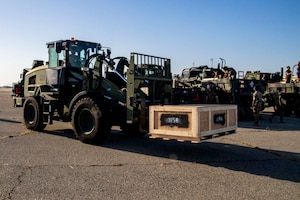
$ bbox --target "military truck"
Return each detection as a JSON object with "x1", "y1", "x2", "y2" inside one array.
[
  {"x1": 174, "y1": 66, "x2": 271, "y2": 120},
  {"x1": 13, "y1": 38, "x2": 237, "y2": 144},
  {"x1": 264, "y1": 67, "x2": 300, "y2": 117}
]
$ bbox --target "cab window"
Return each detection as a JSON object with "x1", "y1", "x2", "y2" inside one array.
[{"x1": 49, "y1": 47, "x2": 66, "y2": 68}]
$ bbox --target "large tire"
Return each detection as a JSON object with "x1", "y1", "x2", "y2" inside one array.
[
  {"x1": 71, "y1": 98, "x2": 111, "y2": 144},
  {"x1": 23, "y1": 97, "x2": 46, "y2": 131}
]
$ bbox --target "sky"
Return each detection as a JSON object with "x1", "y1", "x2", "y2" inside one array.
[{"x1": 0, "y1": 0, "x2": 299, "y2": 86}]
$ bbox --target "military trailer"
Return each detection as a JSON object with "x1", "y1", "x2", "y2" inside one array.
[{"x1": 12, "y1": 38, "x2": 237, "y2": 144}]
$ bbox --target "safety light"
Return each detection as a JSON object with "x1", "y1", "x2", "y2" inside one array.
[{"x1": 71, "y1": 37, "x2": 75, "y2": 41}]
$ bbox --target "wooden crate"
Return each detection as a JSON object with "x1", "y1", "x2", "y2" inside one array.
[{"x1": 149, "y1": 104, "x2": 237, "y2": 143}]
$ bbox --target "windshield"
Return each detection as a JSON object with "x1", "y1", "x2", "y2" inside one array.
[
  {"x1": 67, "y1": 41, "x2": 98, "y2": 68},
  {"x1": 48, "y1": 40, "x2": 99, "y2": 68}
]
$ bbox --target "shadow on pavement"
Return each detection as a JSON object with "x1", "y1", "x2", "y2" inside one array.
[
  {"x1": 41, "y1": 129, "x2": 76, "y2": 139},
  {"x1": 33, "y1": 112, "x2": 300, "y2": 184},
  {"x1": 0, "y1": 118, "x2": 22, "y2": 124},
  {"x1": 238, "y1": 112, "x2": 300, "y2": 130},
  {"x1": 99, "y1": 130, "x2": 300, "y2": 183}
]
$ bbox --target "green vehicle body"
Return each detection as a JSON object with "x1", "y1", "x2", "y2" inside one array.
[{"x1": 14, "y1": 39, "x2": 172, "y2": 144}]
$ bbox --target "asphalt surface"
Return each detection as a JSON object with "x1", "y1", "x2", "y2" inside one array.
[{"x1": 0, "y1": 88, "x2": 299, "y2": 200}]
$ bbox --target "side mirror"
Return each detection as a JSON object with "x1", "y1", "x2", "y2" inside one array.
[
  {"x1": 55, "y1": 43, "x2": 62, "y2": 53},
  {"x1": 107, "y1": 49, "x2": 111, "y2": 58}
]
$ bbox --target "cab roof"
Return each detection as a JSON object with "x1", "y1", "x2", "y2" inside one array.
[{"x1": 46, "y1": 39, "x2": 100, "y2": 48}]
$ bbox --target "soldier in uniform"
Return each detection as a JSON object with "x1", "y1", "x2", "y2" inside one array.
[
  {"x1": 285, "y1": 66, "x2": 292, "y2": 83},
  {"x1": 252, "y1": 86, "x2": 263, "y2": 126},
  {"x1": 269, "y1": 88, "x2": 285, "y2": 123}
]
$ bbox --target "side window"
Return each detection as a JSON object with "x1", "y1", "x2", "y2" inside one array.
[
  {"x1": 58, "y1": 50, "x2": 66, "y2": 66},
  {"x1": 49, "y1": 47, "x2": 58, "y2": 68},
  {"x1": 49, "y1": 47, "x2": 66, "y2": 67}
]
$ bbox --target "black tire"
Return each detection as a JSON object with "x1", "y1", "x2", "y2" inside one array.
[
  {"x1": 23, "y1": 97, "x2": 46, "y2": 131},
  {"x1": 71, "y1": 98, "x2": 111, "y2": 144},
  {"x1": 121, "y1": 123, "x2": 148, "y2": 137}
]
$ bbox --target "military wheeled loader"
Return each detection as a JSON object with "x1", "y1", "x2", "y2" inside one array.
[{"x1": 13, "y1": 39, "x2": 173, "y2": 144}]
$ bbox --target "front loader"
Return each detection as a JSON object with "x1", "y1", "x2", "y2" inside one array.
[{"x1": 15, "y1": 38, "x2": 173, "y2": 144}]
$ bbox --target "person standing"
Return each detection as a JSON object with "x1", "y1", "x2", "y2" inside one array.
[
  {"x1": 269, "y1": 88, "x2": 285, "y2": 123},
  {"x1": 285, "y1": 66, "x2": 292, "y2": 83},
  {"x1": 252, "y1": 86, "x2": 263, "y2": 126}
]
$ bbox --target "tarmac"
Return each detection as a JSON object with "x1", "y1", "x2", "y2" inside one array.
[{"x1": 1, "y1": 88, "x2": 299, "y2": 200}]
